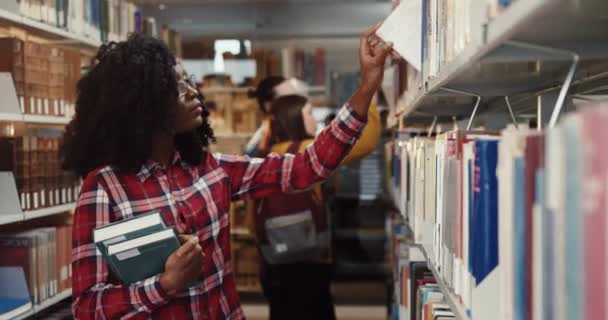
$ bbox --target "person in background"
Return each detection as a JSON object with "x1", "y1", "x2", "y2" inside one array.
[
  {"x1": 63, "y1": 25, "x2": 393, "y2": 320},
  {"x1": 244, "y1": 76, "x2": 285, "y2": 157},
  {"x1": 244, "y1": 77, "x2": 310, "y2": 157},
  {"x1": 254, "y1": 90, "x2": 381, "y2": 319}
]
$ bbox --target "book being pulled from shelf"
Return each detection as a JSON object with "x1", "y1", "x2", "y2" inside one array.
[
  {"x1": 388, "y1": 101, "x2": 608, "y2": 320},
  {"x1": 93, "y1": 211, "x2": 181, "y2": 285}
]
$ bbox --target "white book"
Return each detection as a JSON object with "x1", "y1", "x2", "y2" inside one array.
[
  {"x1": 40, "y1": 0, "x2": 48, "y2": 22},
  {"x1": 377, "y1": 0, "x2": 423, "y2": 71},
  {"x1": 434, "y1": 136, "x2": 446, "y2": 269},
  {"x1": 545, "y1": 127, "x2": 566, "y2": 320},
  {"x1": 496, "y1": 126, "x2": 528, "y2": 320},
  {"x1": 408, "y1": 142, "x2": 417, "y2": 227},
  {"x1": 423, "y1": 140, "x2": 437, "y2": 247},
  {"x1": 107, "y1": 228, "x2": 175, "y2": 255},
  {"x1": 46, "y1": 0, "x2": 55, "y2": 25},
  {"x1": 400, "y1": 142, "x2": 410, "y2": 217},
  {"x1": 94, "y1": 212, "x2": 164, "y2": 244},
  {"x1": 414, "y1": 139, "x2": 427, "y2": 243}
]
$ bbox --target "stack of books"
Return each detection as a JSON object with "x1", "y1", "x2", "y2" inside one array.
[
  {"x1": 0, "y1": 223, "x2": 73, "y2": 305},
  {"x1": 93, "y1": 212, "x2": 180, "y2": 285}
]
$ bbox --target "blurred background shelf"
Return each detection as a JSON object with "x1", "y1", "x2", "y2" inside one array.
[{"x1": 11, "y1": 289, "x2": 72, "y2": 320}]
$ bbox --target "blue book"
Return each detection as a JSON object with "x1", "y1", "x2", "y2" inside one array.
[
  {"x1": 513, "y1": 158, "x2": 526, "y2": 320},
  {"x1": 563, "y1": 120, "x2": 583, "y2": 320},
  {"x1": 0, "y1": 267, "x2": 32, "y2": 319},
  {"x1": 472, "y1": 140, "x2": 499, "y2": 285},
  {"x1": 498, "y1": 0, "x2": 512, "y2": 8},
  {"x1": 421, "y1": 0, "x2": 428, "y2": 72}
]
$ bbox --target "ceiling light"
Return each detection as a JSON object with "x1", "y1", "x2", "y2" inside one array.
[{"x1": 158, "y1": 3, "x2": 166, "y2": 10}]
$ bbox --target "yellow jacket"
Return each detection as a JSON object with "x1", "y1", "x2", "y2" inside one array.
[{"x1": 268, "y1": 103, "x2": 381, "y2": 163}]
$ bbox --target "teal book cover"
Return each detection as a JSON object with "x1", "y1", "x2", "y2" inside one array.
[{"x1": 106, "y1": 228, "x2": 180, "y2": 285}]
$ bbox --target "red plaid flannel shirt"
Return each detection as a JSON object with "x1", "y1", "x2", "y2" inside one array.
[{"x1": 71, "y1": 104, "x2": 367, "y2": 320}]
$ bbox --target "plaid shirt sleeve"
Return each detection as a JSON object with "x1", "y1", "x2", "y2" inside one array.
[
  {"x1": 216, "y1": 103, "x2": 367, "y2": 200},
  {"x1": 71, "y1": 174, "x2": 170, "y2": 320}
]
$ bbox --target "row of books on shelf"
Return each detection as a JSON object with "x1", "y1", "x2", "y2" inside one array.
[
  {"x1": 384, "y1": 0, "x2": 518, "y2": 89},
  {"x1": 0, "y1": 37, "x2": 79, "y2": 118},
  {"x1": 0, "y1": 223, "x2": 73, "y2": 314},
  {"x1": 281, "y1": 47, "x2": 327, "y2": 86},
  {"x1": 387, "y1": 101, "x2": 607, "y2": 320},
  {"x1": 389, "y1": 218, "x2": 456, "y2": 320},
  {"x1": 14, "y1": 0, "x2": 143, "y2": 43},
  {"x1": 421, "y1": 0, "x2": 517, "y2": 78},
  {"x1": 0, "y1": 129, "x2": 81, "y2": 211}
]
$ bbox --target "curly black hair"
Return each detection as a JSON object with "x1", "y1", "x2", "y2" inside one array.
[
  {"x1": 62, "y1": 33, "x2": 215, "y2": 177},
  {"x1": 248, "y1": 76, "x2": 285, "y2": 114}
]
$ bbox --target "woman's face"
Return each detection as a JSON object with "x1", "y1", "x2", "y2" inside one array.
[
  {"x1": 302, "y1": 102, "x2": 317, "y2": 136},
  {"x1": 174, "y1": 64, "x2": 203, "y2": 133}
]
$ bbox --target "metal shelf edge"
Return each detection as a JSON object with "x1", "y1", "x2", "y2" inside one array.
[
  {"x1": 0, "y1": 213, "x2": 24, "y2": 226},
  {"x1": 0, "y1": 112, "x2": 24, "y2": 122},
  {"x1": 11, "y1": 289, "x2": 72, "y2": 320},
  {"x1": 22, "y1": 115, "x2": 71, "y2": 125},
  {"x1": 23, "y1": 203, "x2": 75, "y2": 220}
]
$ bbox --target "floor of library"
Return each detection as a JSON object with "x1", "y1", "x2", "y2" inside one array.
[
  {"x1": 35, "y1": 281, "x2": 387, "y2": 319},
  {"x1": 241, "y1": 280, "x2": 387, "y2": 320}
]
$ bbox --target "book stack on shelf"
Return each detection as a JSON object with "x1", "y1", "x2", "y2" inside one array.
[
  {"x1": 281, "y1": 46, "x2": 327, "y2": 87},
  {"x1": 201, "y1": 78, "x2": 260, "y2": 139},
  {"x1": 387, "y1": 212, "x2": 457, "y2": 320},
  {"x1": 421, "y1": 0, "x2": 478, "y2": 78},
  {"x1": 0, "y1": 38, "x2": 81, "y2": 120},
  {"x1": 160, "y1": 25, "x2": 182, "y2": 58},
  {"x1": 0, "y1": 222, "x2": 73, "y2": 319},
  {"x1": 387, "y1": 101, "x2": 608, "y2": 320},
  {"x1": 0, "y1": 129, "x2": 80, "y2": 212},
  {"x1": 252, "y1": 49, "x2": 282, "y2": 84},
  {"x1": 12, "y1": 0, "x2": 142, "y2": 44}
]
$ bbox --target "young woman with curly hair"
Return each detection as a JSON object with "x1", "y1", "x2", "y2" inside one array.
[{"x1": 64, "y1": 26, "x2": 392, "y2": 320}]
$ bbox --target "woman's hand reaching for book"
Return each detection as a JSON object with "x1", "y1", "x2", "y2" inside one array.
[
  {"x1": 160, "y1": 235, "x2": 204, "y2": 296},
  {"x1": 349, "y1": 23, "x2": 394, "y2": 118}
]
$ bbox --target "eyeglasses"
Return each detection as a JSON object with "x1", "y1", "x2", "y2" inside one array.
[{"x1": 178, "y1": 73, "x2": 198, "y2": 99}]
